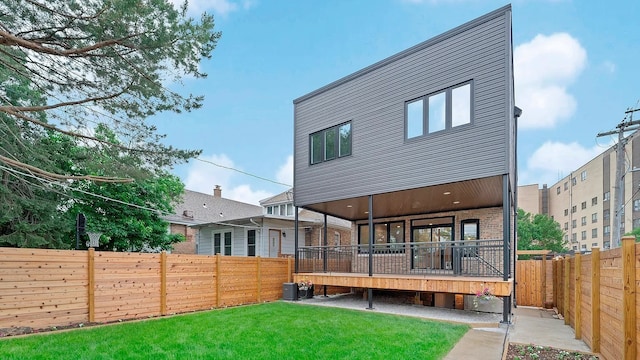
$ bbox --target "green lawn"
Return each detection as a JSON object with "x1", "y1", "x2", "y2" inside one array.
[{"x1": 0, "y1": 302, "x2": 468, "y2": 360}]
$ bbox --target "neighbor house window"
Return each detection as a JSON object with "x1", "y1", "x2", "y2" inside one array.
[
  {"x1": 556, "y1": 187, "x2": 561, "y2": 195},
  {"x1": 592, "y1": 213, "x2": 597, "y2": 223},
  {"x1": 604, "y1": 191, "x2": 610, "y2": 201},
  {"x1": 581, "y1": 201, "x2": 587, "y2": 210},
  {"x1": 581, "y1": 170, "x2": 587, "y2": 181},
  {"x1": 592, "y1": 228, "x2": 597, "y2": 238},
  {"x1": 603, "y1": 225, "x2": 610, "y2": 235},
  {"x1": 571, "y1": 233, "x2": 577, "y2": 243},
  {"x1": 247, "y1": 230, "x2": 256, "y2": 256},
  {"x1": 592, "y1": 197, "x2": 597, "y2": 206},
  {"x1": 603, "y1": 209, "x2": 610, "y2": 220},
  {"x1": 405, "y1": 81, "x2": 472, "y2": 139},
  {"x1": 572, "y1": 219, "x2": 576, "y2": 229},
  {"x1": 581, "y1": 231, "x2": 586, "y2": 240},
  {"x1": 581, "y1": 216, "x2": 586, "y2": 226},
  {"x1": 564, "y1": 182, "x2": 568, "y2": 190},
  {"x1": 310, "y1": 122, "x2": 352, "y2": 165},
  {"x1": 214, "y1": 231, "x2": 232, "y2": 256},
  {"x1": 571, "y1": 205, "x2": 577, "y2": 213},
  {"x1": 634, "y1": 199, "x2": 640, "y2": 212},
  {"x1": 634, "y1": 218, "x2": 640, "y2": 229},
  {"x1": 564, "y1": 209, "x2": 568, "y2": 216}
]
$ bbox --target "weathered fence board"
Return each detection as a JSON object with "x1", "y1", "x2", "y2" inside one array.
[{"x1": 0, "y1": 248, "x2": 292, "y2": 330}]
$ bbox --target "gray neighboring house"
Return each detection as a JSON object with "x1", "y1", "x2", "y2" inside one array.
[
  {"x1": 193, "y1": 189, "x2": 352, "y2": 258},
  {"x1": 164, "y1": 185, "x2": 262, "y2": 254}
]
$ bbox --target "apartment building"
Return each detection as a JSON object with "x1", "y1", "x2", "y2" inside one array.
[{"x1": 519, "y1": 130, "x2": 640, "y2": 251}]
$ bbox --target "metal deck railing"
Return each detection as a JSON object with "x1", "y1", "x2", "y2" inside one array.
[{"x1": 297, "y1": 239, "x2": 504, "y2": 277}]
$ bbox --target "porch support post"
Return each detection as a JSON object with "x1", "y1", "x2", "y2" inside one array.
[
  {"x1": 294, "y1": 206, "x2": 299, "y2": 274},
  {"x1": 323, "y1": 214, "x2": 328, "y2": 272},
  {"x1": 323, "y1": 214, "x2": 328, "y2": 297},
  {"x1": 502, "y1": 174, "x2": 512, "y2": 324},
  {"x1": 367, "y1": 194, "x2": 374, "y2": 310}
]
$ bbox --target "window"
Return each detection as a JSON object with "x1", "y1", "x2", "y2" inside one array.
[
  {"x1": 247, "y1": 230, "x2": 256, "y2": 256},
  {"x1": 634, "y1": 218, "x2": 640, "y2": 229},
  {"x1": 564, "y1": 209, "x2": 569, "y2": 216},
  {"x1": 592, "y1": 197, "x2": 597, "y2": 206},
  {"x1": 564, "y1": 235, "x2": 568, "y2": 242},
  {"x1": 572, "y1": 177, "x2": 577, "y2": 186},
  {"x1": 564, "y1": 182, "x2": 568, "y2": 191},
  {"x1": 564, "y1": 222, "x2": 568, "y2": 231},
  {"x1": 405, "y1": 82, "x2": 472, "y2": 139},
  {"x1": 581, "y1": 201, "x2": 587, "y2": 210},
  {"x1": 214, "y1": 231, "x2": 232, "y2": 255},
  {"x1": 572, "y1": 219, "x2": 576, "y2": 229},
  {"x1": 286, "y1": 204, "x2": 294, "y2": 216},
  {"x1": 571, "y1": 233, "x2": 577, "y2": 243},
  {"x1": 581, "y1": 231, "x2": 586, "y2": 240},
  {"x1": 592, "y1": 228, "x2": 597, "y2": 238},
  {"x1": 280, "y1": 204, "x2": 286, "y2": 216},
  {"x1": 581, "y1": 216, "x2": 586, "y2": 226},
  {"x1": 592, "y1": 213, "x2": 597, "y2": 223},
  {"x1": 581, "y1": 170, "x2": 587, "y2": 181},
  {"x1": 310, "y1": 122, "x2": 351, "y2": 165},
  {"x1": 603, "y1": 241, "x2": 610, "y2": 249},
  {"x1": 592, "y1": 242, "x2": 598, "y2": 247},
  {"x1": 581, "y1": 244, "x2": 586, "y2": 250},
  {"x1": 571, "y1": 205, "x2": 577, "y2": 213},
  {"x1": 573, "y1": 246, "x2": 577, "y2": 251},
  {"x1": 634, "y1": 199, "x2": 640, "y2": 212},
  {"x1": 334, "y1": 232, "x2": 340, "y2": 246},
  {"x1": 266, "y1": 206, "x2": 273, "y2": 215},
  {"x1": 603, "y1": 209, "x2": 610, "y2": 221},
  {"x1": 556, "y1": 187, "x2": 561, "y2": 195},
  {"x1": 604, "y1": 191, "x2": 610, "y2": 201},
  {"x1": 603, "y1": 225, "x2": 610, "y2": 235},
  {"x1": 358, "y1": 221, "x2": 405, "y2": 253}
]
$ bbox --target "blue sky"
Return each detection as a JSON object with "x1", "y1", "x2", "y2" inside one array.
[{"x1": 157, "y1": 0, "x2": 640, "y2": 204}]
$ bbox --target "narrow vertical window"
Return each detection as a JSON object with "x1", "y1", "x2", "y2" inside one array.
[
  {"x1": 310, "y1": 132, "x2": 323, "y2": 164},
  {"x1": 224, "y1": 232, "x2": 232, "y2": 255},
  {"x1": 406, "y1": 99, "x2": 424, "y2": 138},
  {"x1": 451, "y1": 84, "x2": 471, "y2": 127},
  {"x1": 214, "y1": 233, "x2": 221, "y2": 255},
  {"x1": 324, "y1": 128, "x2": 337, "y2": 160},
  {"x1": 247, "y1": 230, "x2": 256, "y2": 256},
  {"x1": 338, "y1": 123, "x2": 352, "y2": 157},
  {"x1": 428, "y1": 92, "x2": 446, "y2": 133}
]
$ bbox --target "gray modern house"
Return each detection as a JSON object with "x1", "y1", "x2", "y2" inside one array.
[{"x1": 292, "y1": 5, "x2": 519, "y2": 322}]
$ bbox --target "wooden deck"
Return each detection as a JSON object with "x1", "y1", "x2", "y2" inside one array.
[{"x1": 293, "y1": 272, "x2": 513, "y2": 297}]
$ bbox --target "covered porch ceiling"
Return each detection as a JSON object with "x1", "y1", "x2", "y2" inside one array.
[{"x1": 301, "y1": 175, "x2": 504, "y2": 221}]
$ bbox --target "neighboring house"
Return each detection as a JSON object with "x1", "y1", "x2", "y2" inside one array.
[
  {"x1": 193, "y1": 189, "x2": 352, "y2": 258},
  {"x1": 518, "y1": 129, "x2": 640, "y2": 252},
  {"x1": 164, "y1": 185, "x2": 263, "y2": 254},
  {"x1": 292, "y1": 6, "x2": 518, "y2": 321}
]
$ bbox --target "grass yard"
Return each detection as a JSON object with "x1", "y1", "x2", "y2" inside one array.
[{"x1": 0, "y1": 301, "x2": 468, "y2": 360}]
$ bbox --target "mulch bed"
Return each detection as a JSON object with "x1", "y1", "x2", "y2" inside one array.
[
  {"x1": 505, "y1": 343, "x2": 599, "y2": 360},
  {"x1": 0, "y1": 322, "x2": 105, "y2": 338}
]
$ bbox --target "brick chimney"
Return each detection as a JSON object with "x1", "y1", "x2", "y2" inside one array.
[{"x1": 213, "y1": 185, "x2": 222, "y2": 198}]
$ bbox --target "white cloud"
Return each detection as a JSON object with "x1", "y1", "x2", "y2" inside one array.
[
  {"x1": 183, "y1": 154, "x2": 273, "y2": 205},
  {"x1": 514, "y1": 33, "x2": 587, "y2": 129},
  {"x1": 276, "y1": 155, "x2": 294, "y2": 186},
  {"x1": 520, "y1": 141, "x2": 609, "y2": 186},
  {"x1": 169, "y1": 0, "x2": 248, "y2": 16}
]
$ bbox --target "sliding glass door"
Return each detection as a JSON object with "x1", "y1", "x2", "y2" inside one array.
[{"x1": 411, "y1": 217, "x2": 453, "y2": 270}]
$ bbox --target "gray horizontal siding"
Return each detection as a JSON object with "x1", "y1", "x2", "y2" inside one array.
[{"x1": 294, "y1": 7, "x2": 513, "y2": 207}]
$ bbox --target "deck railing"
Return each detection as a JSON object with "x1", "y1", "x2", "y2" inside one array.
[{"x1": 297, "y1": 239, "x2": 504, "y2": 277}]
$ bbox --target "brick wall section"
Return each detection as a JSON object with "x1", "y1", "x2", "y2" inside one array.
[
  {"x1": 305, "y1": 226, "x2": 352, "y2": 247},
  {"x1": 170, "y1": 223, "x2": 197, "y2": 254}
]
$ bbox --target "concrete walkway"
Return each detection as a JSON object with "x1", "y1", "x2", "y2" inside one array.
[{"x1": 291, "y1": 294, "x2": 594, "y2": 359}]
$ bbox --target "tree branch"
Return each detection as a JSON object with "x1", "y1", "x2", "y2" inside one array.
[{"x1": 0, "y1": 86, "x2": 130, "y2": 112}]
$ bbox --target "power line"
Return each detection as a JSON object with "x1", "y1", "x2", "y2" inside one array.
[{"x1": 194, "y1": 157, "x2": 292, "y2": 187}]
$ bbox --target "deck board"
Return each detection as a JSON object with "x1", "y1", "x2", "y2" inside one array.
[{"x1": 293, "y1": 273, "x2": 513, "y2": 296}]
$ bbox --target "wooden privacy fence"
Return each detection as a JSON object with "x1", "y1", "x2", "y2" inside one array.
[
  {"x1": 0, "y1": 247, "x2": 293, "y2": 330},
  {"x1": 515, "y1": 250, "x2": 553, "y2": 307},
  {"x1": 553, "y1": 237, "x2": 638, "y2": 360}
]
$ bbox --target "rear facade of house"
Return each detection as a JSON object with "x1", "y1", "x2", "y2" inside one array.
[{"x1": 292, "y1": 6, "x2": 517, "y2": 320}]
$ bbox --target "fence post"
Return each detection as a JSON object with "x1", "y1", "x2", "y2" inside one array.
[
  {"x1": 287, "y1": 257, "x2": 292, "y2": 283},
  {"x1": 574, "y1": 253, "x2": 581, "y2": 339},
  {"x1": 88, "y1": 248, "x2": 95, "y2": 322},
  {"x1": 563, "y1": 257, "x2": 570, "y2": 325},
  {"x1": 256, "y1": 256, "x2": 262, "y2": 303},
  {"x1": 622, "y1": 236, "x2": 637, "y2": 360},
  {"x1": 553, "y1": 260, "x2": 558, "y2": 308},
  {"x1": 216, "y1": 254, "x2": 221, "y2": 308},
  {"x1": 160, "y1": 251, "x2": 167, "y2": 316},
  {"x1": 541, "y1": 253, "x2": 547, "y2": 307},
  {"x1": 591, "y1": 247, "x2": 600, "y2": 354}
]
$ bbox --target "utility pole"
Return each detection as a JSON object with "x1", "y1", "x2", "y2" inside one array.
[{"x1": 597, "y1": 107, "x2": 640, "y2": 248}]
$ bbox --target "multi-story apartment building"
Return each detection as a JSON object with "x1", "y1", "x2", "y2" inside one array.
[{"x1": 519, "y1": 130, "x2": 640, "y2": 251}]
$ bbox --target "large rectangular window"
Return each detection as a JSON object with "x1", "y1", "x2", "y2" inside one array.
[
  {"x1": 358, "y1": 221, "x2": 405, "y2": 253},
  {"x1": 405, "y1": 81, "x2": 472, "y2": 139},
  {"x1": 310, "y1": 121, "x2": 352, "y2": 165},
  {"x1": 214, "y1": 231, "x2": 232, "y2": 255}
]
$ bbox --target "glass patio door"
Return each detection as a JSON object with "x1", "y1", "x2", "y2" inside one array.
[{"x1": 411, "y1": 217, "x2": 453, "y2": 270}]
